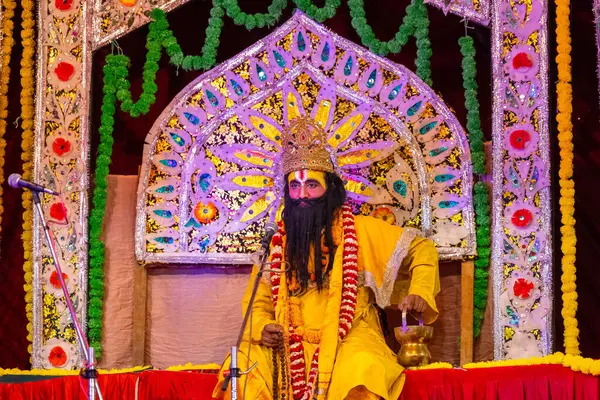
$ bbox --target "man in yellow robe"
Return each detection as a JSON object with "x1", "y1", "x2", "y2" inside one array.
[{"x1": 214, "y1": 118, "x2": 439, "y2": 400}]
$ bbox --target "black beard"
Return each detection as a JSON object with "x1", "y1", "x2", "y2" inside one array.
[
  {"x1": 283, "y1": 195, "x2": 331, "y2": 292},
  {"x1": 282, "y1": 172, "x2": 347, "y2": 292}
]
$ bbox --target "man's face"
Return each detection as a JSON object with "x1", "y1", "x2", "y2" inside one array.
[{"x1": 287, "y1": 169, "x2": 327, "y2": 206}]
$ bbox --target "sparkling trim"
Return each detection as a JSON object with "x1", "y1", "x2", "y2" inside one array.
[{"x1": 364, "y1": 227, "x2": 419, "y2": 308}]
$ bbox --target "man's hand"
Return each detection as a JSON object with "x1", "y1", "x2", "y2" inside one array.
[
  {"x1": 399, "y1": 294, "x2": 428, "y2": 313},
  {"x1": 261, "y1": 324, "x2": 283, "y2": 348}
]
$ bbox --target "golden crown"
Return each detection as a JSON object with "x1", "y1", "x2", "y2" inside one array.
[{"x1": 281, "y1": 117, "x2": 335, "y2": 175}]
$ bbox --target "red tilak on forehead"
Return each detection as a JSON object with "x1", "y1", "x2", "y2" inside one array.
[{"x1": 293, "y1": 170, "x2": 309, "y2": 183}]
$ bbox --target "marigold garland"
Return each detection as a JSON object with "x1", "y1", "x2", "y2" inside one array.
[
  {"x1": 19, "y1": 0, "x2": 35, "y2": 355},
  {"x1": 0, "y1": 0, "x2": 17, "y2": 241},
  {"x1": 554, "y1": 0, "x2": 578, "y2": 356},
  {"x1": 459, "y1": 35, "x2": 491, "y2": 337}
]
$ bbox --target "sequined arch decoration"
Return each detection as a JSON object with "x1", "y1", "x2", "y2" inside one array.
[{"x1": 135, "y1": 11, "x2": 476, "y2": 265}]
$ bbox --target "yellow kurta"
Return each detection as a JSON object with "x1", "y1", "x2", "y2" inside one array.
[{"x1": 213, "y1": 215, "x2": 439, "y2": 400}]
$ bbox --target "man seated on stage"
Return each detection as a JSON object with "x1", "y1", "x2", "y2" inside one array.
[{"x1": 214, "y1": 117, "x2": 440, "y2": 400}]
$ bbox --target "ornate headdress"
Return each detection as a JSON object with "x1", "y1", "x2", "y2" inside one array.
[{"x1": 281, "y1": 116, "x2": 335, "y2": 175}]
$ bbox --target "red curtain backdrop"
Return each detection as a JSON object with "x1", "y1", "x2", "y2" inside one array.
[
  {"x1": 1, "y1": 365, "x2": 599, "y2": 399},
  {"x1": 1, "y1": 0, "x2": 599, "y2": 369}
]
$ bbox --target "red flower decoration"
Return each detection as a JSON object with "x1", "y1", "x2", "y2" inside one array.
[
  {"x1": 511, "y1": 208, "x2": 533, "y2": 228},
  {"x1": 55, "y1": 0, "x2": 73, "y2": 11},
  {"x1": 49, "y1": 271, "x2": 69, "y2": 289},
  {"x1": 512, "y1": 52, "x2": 533, "y2": 71},
  {"x1": 513, "y1": 278, "x2": 534, "y2": 299},
  {"x1": 509, "y1": 129, "x2": 531, "y2": 150},
  {"x1": 54, "y1": 62, "x2": 75, "y2": 82},
  {"x1": 52, "y1": 137, "x2": 71, "y2": 156},
  {"x1": 49, "y1": 203, "x2": 67, "y2": 221},
  {"x1": 49, "y1": 345, "x2": 67, "y2": 367}
]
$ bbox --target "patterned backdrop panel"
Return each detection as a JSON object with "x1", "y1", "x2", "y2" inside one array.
[{"x1": 135, "y1": 11, "x2": 476, "y2": 265}]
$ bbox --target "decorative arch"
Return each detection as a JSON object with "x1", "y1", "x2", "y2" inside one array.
[{"x1": 136, "y1": 11, "x2": 476, "y2": 265}]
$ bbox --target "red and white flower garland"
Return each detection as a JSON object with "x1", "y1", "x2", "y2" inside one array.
[{"x1": 268, "y1": 204, "x2": 359, "y2": 400}]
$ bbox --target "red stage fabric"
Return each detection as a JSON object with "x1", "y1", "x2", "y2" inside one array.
[
  {"x1": 0, "y1": 365, "x2": 598, "y2": 399},
  {"x1": 400, "y1": 365, "x2": 600, "y2": 400}
]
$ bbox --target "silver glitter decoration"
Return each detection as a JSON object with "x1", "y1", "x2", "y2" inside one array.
[
  {"x1": 491, "y1": 0, "x2": 553, "y2": 359},
  {"x1": 425, "y1": 0, "x2": 490, "y2": 26},
  {"x1": 135, "y1": 11, "x2": 477, "y2": 265},
  {"x1": 92, "y1": 0, "x2": 192, "y2": 50}
]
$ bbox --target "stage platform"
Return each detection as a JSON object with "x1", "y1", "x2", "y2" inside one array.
[{"x1": 0, "y1": 364, "x2": 598, "y2": 399}]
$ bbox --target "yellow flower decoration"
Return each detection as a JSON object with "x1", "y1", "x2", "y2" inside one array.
[
  {"x1": 20, "y1": 0, "x2": 35, "y2": 355},
  {"x1": 554, "y1": 0, "x2": 579, "y2": 355},
  {"x1": 0, "y1": 0, "x2": 17, "y2": 247}
]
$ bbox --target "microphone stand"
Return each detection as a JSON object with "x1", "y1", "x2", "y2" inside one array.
[
  {"x1": 32, "y1": 192, "x2": 104, "y2": 400},
  {"x1": 221, "y1": 249, "x2": 289, "y2": 400}
]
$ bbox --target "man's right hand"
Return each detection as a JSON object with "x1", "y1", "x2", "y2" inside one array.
[{"x1": 261, "y1": 324, "x2": 282, "y2": 348}]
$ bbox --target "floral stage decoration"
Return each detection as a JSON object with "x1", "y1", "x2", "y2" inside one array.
[
  {"x1": 491, "y1": 0, "x2": 553, "y2": 358},
  {"x1": 30, "y1": 0, "x2": 556, "y2": 368},
  {"x1": 135, "y1": 10, "x2": 477, "y2": 267}
]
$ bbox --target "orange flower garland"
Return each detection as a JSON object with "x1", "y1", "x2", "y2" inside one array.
[
  {"x1": 555, "y1": 0, "x2": 579, "y2": 355},
  {"x1": 0, "y1": 0, "x2": 16, "y2": 242},
  {"x1": 20, "y1": 0, "x2": 35, "y2": 355}
]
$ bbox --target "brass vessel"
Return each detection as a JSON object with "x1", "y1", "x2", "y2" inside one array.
[{"x1": 394, "y1": 324, "x2": 433, "y2": 367}]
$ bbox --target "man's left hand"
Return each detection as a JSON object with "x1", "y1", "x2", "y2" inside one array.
[{"x1": 399, "y1": 294, "x2": 428, "y2": 313}]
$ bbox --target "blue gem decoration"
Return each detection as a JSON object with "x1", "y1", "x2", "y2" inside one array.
[
  {"x1": 199, "y1": 173, "x2": 211, "y2": 193},
  {"x1": 344, "y1": 57, "x2": 353, "y2": 76},
  {"x1": 321, "y1": 42, "x2": 330, "y2": 62},
  {"x1": 169, "y1": 132, "x2": 185, "y2": 147},
  {"x1": 231, "y1": 79, "x2": 244, "y2": 96},
  {"x1": 366, "y1": 69, "x2": 377, "y2": 88},
  {"x1": 159, "y1": 159, "x2": 178, "y2": 168},
  {"x1": 297, "y1": 32, "x2": 306, "y2": 52},
  {"x1": 153, "y1": 210, "x2": 172, "y2": 218},
  {"x1": 407, "y1": 101, "x2": 422, "y2": 117},
  {"x1": 429, "y1": 147, "x2": 448, "y2": 157},
  {"x1": 273, "y1": 50, "x2": 286, "y2": 68},
  {"x1": 184, "y1": 112, "x2": 200, "y2": 125},
  {"x1": 206, "y1": 90, "x2": 219, "y2": 107},
  {"x1": 419, "y1": 121, "x2": 438, "y2": 135},
  {"x1": 185, "y1": 219, "x2": 201, "y2": 229},
  {"x1": 434, "y1": 174, "x2": 455, "y2": 183},
  {"x1": 155, "y1": 236, "x2": 174, "y2": 244},
  {"x1": 257, "y1": 65, "x2": 267, "y2": 82},
  {"x1": 156, "y1": 185, "x2": 174, "y2": 194},
  {"x1": 393, "y1": 180, "x2": 407, "y2": 197},
  {"x1": 388, "y1": 84, "x2": 402, "y2": 101},
  {"x1": 439, "y1": 200, "x2": 459, "y2": 209}
]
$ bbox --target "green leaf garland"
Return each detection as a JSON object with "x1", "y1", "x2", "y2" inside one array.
[
  {"x1": 292, "y1": 0, "x2": 341, "y2": 22},
  {"x1": 222, "y1": 0, "x2": 288, "y2": 29},
  {"x1": 88, "y1": 55, "x2": 127, "y2": 356},
  {"x1": 347, "y1": 0, "x2": 431, "y2": 85},
  {"x1": 459, "y1": 35, "x2": 491, "y2": 337}
]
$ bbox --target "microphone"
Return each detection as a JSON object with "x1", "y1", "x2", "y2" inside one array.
[
  {"x1": 260, "y1": 221, "x2": 278, "y2": 254},
  {"x1": 8, "y1": 173, "x2": 59, "y2": 196}
]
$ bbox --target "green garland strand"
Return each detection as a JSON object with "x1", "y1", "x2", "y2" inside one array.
[
  {"x1": 459, "y1": 35, "x2": 490, "y2": 337},
  {"x1": 292, "y1": 0, "x2": 341, "y2": 22},
  {"x1": 413, "y1": 0, "x2": 432, "y2": 86},
  {"x1": 88, "y1": 55, "x2": 127, "y2": 356},
  {"x1": 222, "y1": 0, "x2": 287, "y2": 29},
  {"x1": 348, "y1": 0, "x2": 431, "y2": 85}
]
